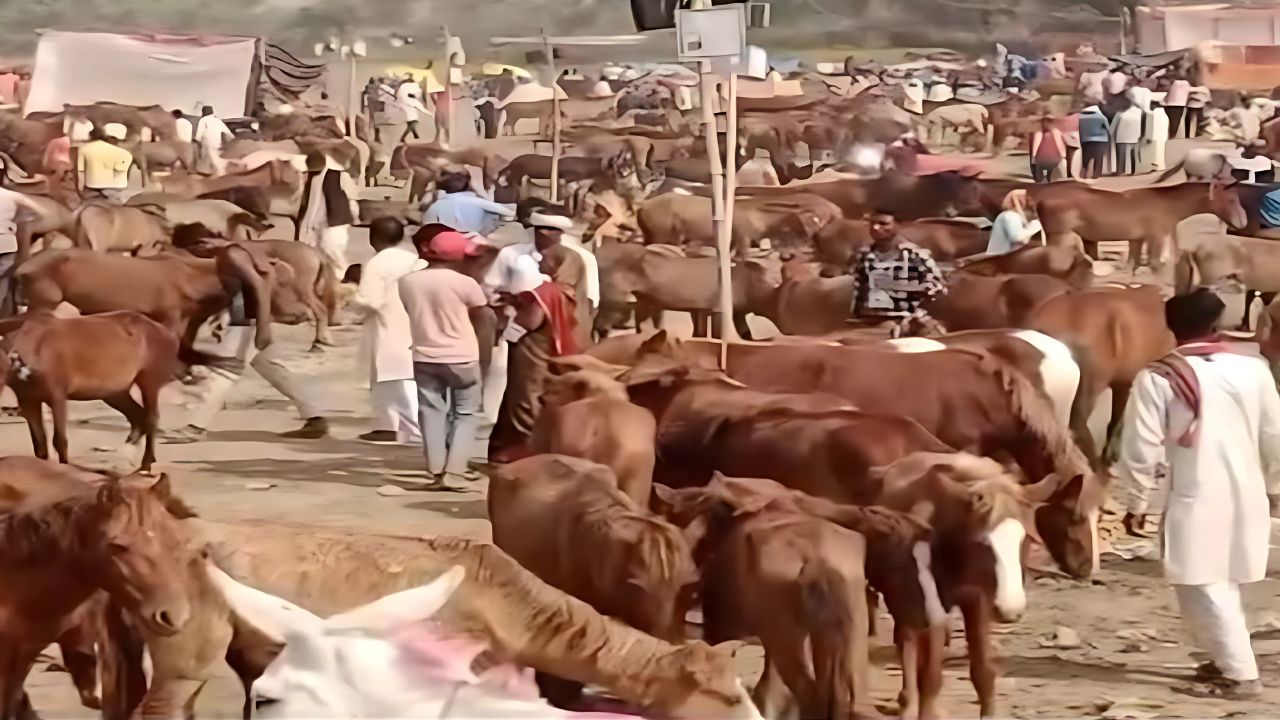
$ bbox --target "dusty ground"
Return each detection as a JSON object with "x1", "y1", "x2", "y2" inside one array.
[{"x1": 20, "y1": 136, "x2": 1280, "y2": 718}]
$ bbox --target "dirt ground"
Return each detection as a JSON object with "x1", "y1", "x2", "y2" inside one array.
[{"x1": 19, "y1": 137, "x2": 1280, "y2": 718}]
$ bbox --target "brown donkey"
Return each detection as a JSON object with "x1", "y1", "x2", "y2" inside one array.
[
  {"x1": 0, "y1": 310, "x2": 182, "y2": 473},
  {"x1": 0, "y1": 474, "x2": 196, "y2": 720},
  {"x1": 654, "y1": 475, "x2": 943, "y2": 720}
]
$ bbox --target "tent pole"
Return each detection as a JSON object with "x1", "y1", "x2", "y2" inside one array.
[{"x1": 698, "y1": 60, "x2": 729, "y2": 367}]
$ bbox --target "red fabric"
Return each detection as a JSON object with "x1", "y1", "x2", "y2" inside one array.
[
  {"x1": 528, "y1": 282, "x2": 579, "y2": 357},
  {"x1": 1148, "y1": 336, "x2": 1261, "y2": 447}
]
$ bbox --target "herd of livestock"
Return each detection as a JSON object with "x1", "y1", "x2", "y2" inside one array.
[{"x1": 4, "y1": 46, "x2": 1280, "y2": 720}]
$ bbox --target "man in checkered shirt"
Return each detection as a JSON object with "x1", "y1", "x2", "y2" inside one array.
[{"x1": 849, "y1": 209, "x2": 947, "y2": 334}]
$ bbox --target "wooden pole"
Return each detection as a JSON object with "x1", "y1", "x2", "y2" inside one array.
[
  {"x1": 544, "y1": 32, "x2": 561, "y2": 203},
  {"x1": 718, "y1": 70, "x2": 739, "y2": 355}
]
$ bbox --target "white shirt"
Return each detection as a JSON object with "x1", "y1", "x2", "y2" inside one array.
[
  {"x1": 1112, "y1": 106, "x2": 1144, "y2": 144},
  {"x1": 561, "y1": 235, "x2": 600, "y2": 309},
  {"x1": 1165, "y1": 80, "x2": 1191, "y2": 107},
  {"x1": 66, "y1": 118, "x2": 94, "y2": 144},
  {"x1": 0, "y1": 188, "x2": 37, "y2": 254},
  {"x1": 483, "y1": 241, "x2": 540, "y2": 297},
  {"x1": 354, "y1": 242, "x2": 426, "y2": 382},
  {"x1": 396, "y1": 82, "x2": 429, "y2": 123},
  {"x1": 986, "y1": 211, "x2": 1042, "y2": 255},
  {"x1": 1118, "y1": 349, "x2": 1280, "y2": 585},
  {"x1": 174, "y1": 117, "x2": 194, "y2": 143},
  {"x1": 195, "y1": 115, "x2": 232, "y2": 148}
]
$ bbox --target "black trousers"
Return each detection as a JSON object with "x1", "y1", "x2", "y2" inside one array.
[
  {"x1": 1081, "y1": 142, "x2": 1108, "y2": 178},
  {"x1": 1186, "y1": 107, "x2": 1204, "y2": 138},
  {"x1": 1165, "y1": 106, "x2": 1185, "y2": 138}
]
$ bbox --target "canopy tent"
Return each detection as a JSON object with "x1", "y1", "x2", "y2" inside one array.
[{"x1": 25, "y1": 31, "x2": 260, "y2": 117}]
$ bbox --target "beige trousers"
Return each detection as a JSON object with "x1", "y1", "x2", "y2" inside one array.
[{"x1": 185, "y1": 326, "x2": 325, "y2": 429}]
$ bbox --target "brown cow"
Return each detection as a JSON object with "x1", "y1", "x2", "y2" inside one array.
[
  {"x1": 638, "y1": 192, "x2": 841, "y2": 256},
  {"x1": 484, "y1": 454, "x2": 698, "y2": 705},
  {"x1": 1028, "y1": 286, "x2": 1175, "y2": 464},
  {"x1": 533, "y1": 370, "x2": 657, "y2": 506}
]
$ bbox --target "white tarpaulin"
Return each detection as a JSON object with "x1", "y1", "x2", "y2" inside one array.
[{"x1": 25, "y1": 31, "x2": 257, "y2": 117}]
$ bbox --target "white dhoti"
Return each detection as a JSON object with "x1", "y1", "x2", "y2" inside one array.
[
  {"x1": 320, "y1": 224, "x2": 351, "y2": 281},
  {"x1": 198, "y1": 137, "x2": 227, "y2": 176},
  {"x1": 1174, "y1": 583, "x2": 1259, "y2": 681},
  {"x1": 371, "y1": 379, "x2": 421, "y2": 442}
]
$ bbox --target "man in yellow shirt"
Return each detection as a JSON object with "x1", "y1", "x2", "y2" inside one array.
[{"x1": 77, "y1": 123, "x2": 134, "y2": 201}]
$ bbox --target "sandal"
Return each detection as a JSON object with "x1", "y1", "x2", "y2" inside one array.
[
  {"x1": 1194, "y1": 661, "x2": 1224, "y2": 682},
  {"x1": 1173, "y1": 678, "x2": 1261, "y2": 700}
]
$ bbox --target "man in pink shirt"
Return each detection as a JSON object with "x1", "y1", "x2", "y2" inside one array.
[{"x1": 398, "y1": 225, "x2": 493, "y2": 488}]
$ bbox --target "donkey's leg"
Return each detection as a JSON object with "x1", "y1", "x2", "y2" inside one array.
[
  {"x1": 1102, "y1": 380, "x2": 1134, "y2": 465},
  {"x1": 18, "y1": 398, "x2": 47, "y2": 461},
  {"x1": 48, "y1": 392, "x2": 70, "y2": 464},
  {"x1": 137, "y1": 378, "x2": 163, "y2": 474},
  {"x1": 103, "y1": 393, "x2": 147, "y2": 446},
  {"x1": 960, "y1": 595, "x2": 998, "y2": 719}
]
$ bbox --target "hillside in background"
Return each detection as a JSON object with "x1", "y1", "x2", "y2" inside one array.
[{"x1": 0, "y1": 0, "x2": 1128, "y2": 57}]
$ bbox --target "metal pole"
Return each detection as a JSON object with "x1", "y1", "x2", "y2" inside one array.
[
  {"x1": 718, "y1": 70, "x2": 739, "y2": 353},
  {"x1": 544, "y1": 31, "x2": 561, "y2": 203}
]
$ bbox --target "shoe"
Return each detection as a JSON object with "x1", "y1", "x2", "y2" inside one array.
[
  {"x1": 358, "y1": 430, "x2": 398, "y2": 443},
  {"x1": 161, "y1": 425, "x2": 207, "y2": 444},
  {"x1": 279, "y1": 417, "x2": 329, "y2": 439},
  {"x1": 1194, "y1": 661, "x2": 1224, "y2": 682}
]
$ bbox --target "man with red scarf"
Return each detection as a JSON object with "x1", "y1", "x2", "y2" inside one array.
[{"x1": 1118, "y1": 288, "x2": 1280, "y2": 700}]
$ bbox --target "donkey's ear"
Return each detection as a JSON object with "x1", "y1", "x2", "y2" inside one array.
[{"x1": 324, "y1": 565, "x2": 465, "y2": 633}]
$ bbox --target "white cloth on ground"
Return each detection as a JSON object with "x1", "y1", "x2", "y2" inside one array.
[
  {"x1": 1117, "y1": 350, "x2": 1280, "y2": 585},
  {"x1": 1174, "y1": 582, "x2": 1259, "y2": 681}
]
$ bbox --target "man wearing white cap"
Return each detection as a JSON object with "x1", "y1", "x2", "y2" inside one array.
[
  {"x1": 77, "y1": 125, "x2": 133, "y2": 201},
  {"x1": 527, "y1": 206, "x2": 598, "y2": 345}
]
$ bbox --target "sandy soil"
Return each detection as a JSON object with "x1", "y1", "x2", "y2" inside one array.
[{"x1": 19, "y1": 136, "x2": 1280, "y2": 718}]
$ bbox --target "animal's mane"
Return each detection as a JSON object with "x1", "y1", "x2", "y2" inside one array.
[
  {"x1": 0, "y1": 491, "x2": 100, "y2": 562},
  {"x1": 956, "y1": 348, "x2": 1099, "y2": 510},
  {"x1": 937, "y1": 452, "x2": 1028, "y2": 527}
]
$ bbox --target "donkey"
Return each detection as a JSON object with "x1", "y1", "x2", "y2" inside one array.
[
  {"x1": 0, "y1": 474, "x2": 196, "y2": 720},
  {"x1": 0, "y1": 310, "x2": 182, "y2": 473}
]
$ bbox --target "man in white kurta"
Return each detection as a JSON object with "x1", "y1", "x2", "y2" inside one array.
[
  {"x1": 1118, "y1": 289, "x2": 1280, "y2": 699},
  {"x1": 194, "y1": 107, "x2": 232, "y2": 175},
  {"x1": 351, "y1": 217, "x2": 424, "y2": 443}
]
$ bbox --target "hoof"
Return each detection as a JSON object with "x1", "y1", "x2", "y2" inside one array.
[{"x1": 308, "y1": 344, "x2": 327, "y2": 354}]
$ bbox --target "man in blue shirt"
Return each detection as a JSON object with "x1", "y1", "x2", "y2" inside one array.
[
  {"x1": 421, "y1": 168, "x2": 514, "y2": 237},
  {"x1": 1078, "y1": 105, "x2": 1111, "y2": 179}
]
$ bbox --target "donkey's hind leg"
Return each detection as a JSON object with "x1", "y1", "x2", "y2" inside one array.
[{"x1": 103, "y1": 393, "x2": 147, "y2": 446}]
